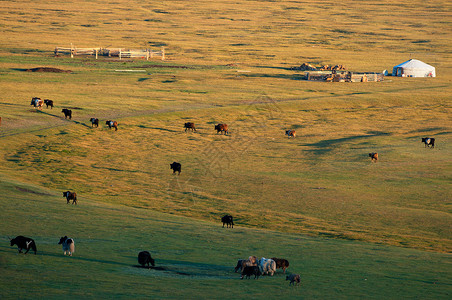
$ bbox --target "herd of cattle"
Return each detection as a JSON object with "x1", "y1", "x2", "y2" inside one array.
[
  {"x1": 31, "y1": 97, "x2": 119, "y2": 130},
  {"x1": 10, "y1": 234, "x2": 300, "y2": 285},
  {"x1": 10, "y1": 235, "x2": 74, "y2": 256},
  {"x1": 12, "y1": 96, "x2": 438, "y2": 287}
]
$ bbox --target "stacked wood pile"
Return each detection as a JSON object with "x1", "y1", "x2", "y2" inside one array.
[
  {"x1": 291, "y1": 63, "x2": 317, "y2": 71},
  {"x1": 291, "y1": 63, "x2": 346, "y2": 71},
  {"x1": 319, "y1": 64, "x2": 346, "y2": 71}
]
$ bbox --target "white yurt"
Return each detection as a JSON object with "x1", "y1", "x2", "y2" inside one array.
[{"x1": 392, "y1": 59, "x2": 436, "y2": 77}]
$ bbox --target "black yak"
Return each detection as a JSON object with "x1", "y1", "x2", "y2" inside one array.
[
  {"x1": 62, "y1": 108, "x2": 72, "y2": 119},
  {"x1": 241, "y1": 265, "x2": 261, "y2": 279},
  {"x1": 170, "y1": 162, "x2": 181, "y2": 175},
  {"x1": 221, "y1": 215, "x2": 234, "y2": 228},
  {"x1": 138, "y1": 251, "x2": 155, "y2": 268}
]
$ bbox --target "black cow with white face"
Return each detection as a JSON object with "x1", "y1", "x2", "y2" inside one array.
[
  {"x1": 10, "y1": 236, "x2": 37, "y2": 254},
  {"x1": 421, "y1": 137, "x2": 435, "y2": 148}
]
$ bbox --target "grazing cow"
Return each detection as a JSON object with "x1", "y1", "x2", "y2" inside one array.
[
  {"x1": 271, "y1": 257, "x2": 290, "y2": 273},
  {"x1": 234, "y1": 259, "x2": 246, "y2": 272},
  {"x1": 285, "y1": 130, "x2": 296, "y2": 138},
  {"x1": 259, "y1": 257, "x2": 276, "y2": 276},
  {"x1": 30, "y1": 97, "x2": 43, "y2": 109},
  {"x1": 184, "y1": 122, "x2": 196, "y2": 132},
  {"x1": 44, "y1": 99, "x2": 54, "y2": 109},
  {"x1": 138, "y1": 251, "x2": 155, "y2": 268},
  {"x1": 106, "y1": 120, "x2": 118, "y2": 131},
  {"x1": 241, "y1": 266, "x2": 261, "y2": 279},
  {"x1": 63, "y1": 191, "x2": 77, "y2": 205},
  {"x1": 58, "y1": 236, "x2": 75, "y2": 256},
  {"x1": 421, "y1": 137, "x2": 435, "y2": 148},
  {"x1": 62, "y1": 108, "x2": 72, "y2": 119},
  {"x1": 369, "y1": 152, "x2": 378, "y2": 162},
  {"x1": 221, "y1": 215, "x2": 234, "y2": 228},
  {"x1": 235, "y1": 256, "x2": 257, "y2": 272},
  {"x1": 214, "y1": 123, "x2": 229, "y2": 135},
  {"x1": 286, "y1": 274, "x2": 301, "y2": 286},
  {"x1": 10, "y1": 236, "x2": 37, "y2": 254},
  {"x1": 90, "y1": 118, "x2": 99, "y2": 128},
  {"x1": 170, "y1": 162, "x2": 181, "y2": 175}
]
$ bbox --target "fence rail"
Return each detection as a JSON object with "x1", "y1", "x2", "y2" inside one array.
[
  {"x1": 54, "y1": 45, "x2": 165, "y2": 60},
  {"x1": 306, "y1": 71, "x2": 384, "y2": 82}
]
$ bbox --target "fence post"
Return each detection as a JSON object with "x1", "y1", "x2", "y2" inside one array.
[
  {"x1": 95, "y1": 49, "x2": 98, "y2": 59},
  {"x1": 119, "y1": 49, "x2": 122, "y2": 60},
  {"x1": 70, "y1": 43, "x2": 74, "y2": 58},
  {"x1": 146, "y1": 49, "x2": 149, "y2": 61},
  {"x1": 161, "y1": 46, "x2": 165, "y2": 60}
]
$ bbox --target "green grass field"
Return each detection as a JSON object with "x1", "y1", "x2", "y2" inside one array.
[{"x1": 0, "y1": 0, "x2": 451, "y2": 298}]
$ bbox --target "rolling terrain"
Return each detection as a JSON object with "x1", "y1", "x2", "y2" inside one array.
[{"x1": 0, "y1": 0, "x2": 451, "y2": 298}]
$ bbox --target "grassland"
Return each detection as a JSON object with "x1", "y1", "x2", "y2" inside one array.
[{"x1": 0, "y1": 0, "x2": 451, "y2": 298}]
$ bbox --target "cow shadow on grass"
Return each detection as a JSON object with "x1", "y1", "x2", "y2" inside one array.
[
  {"x1": 149, "y1": 127, "x2": 181, "y2": 133},
  {"x1": 1, "y1": 246, "x2": 235, "y2": 279},
  {"x1": 36, "y1": 110, "x2": 91, "y2": 128},
  {"x1": 131, "y1": 259, "x2": 237, "y2": 279}
]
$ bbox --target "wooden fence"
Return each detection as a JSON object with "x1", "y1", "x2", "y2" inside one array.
[
  {"x1": 306, "y1": 71, "x2": 384, "y2": 82},
  {"x1": 54, "y1": 45, "x2": 165, "y2": 60}
]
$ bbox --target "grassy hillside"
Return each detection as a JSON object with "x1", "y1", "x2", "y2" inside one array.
[
  {"x1": 0, "y1": 0, "x2": 451, "y2": 298},
  {"x1": 1, "y1": 54, "x2": 450, "y2": 252},
  {"x1": 0, "y1": 176, "x2": 451, "y2": 299}
]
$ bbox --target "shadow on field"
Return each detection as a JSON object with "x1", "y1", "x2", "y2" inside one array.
[
  {"x1": 0, "y1": 101, "x2": 22, "y2": 107},
  {"x1": 408, "y1": 127, "x2": 450, "y2": 135},
  {"x1": 241, "y1": 73, "x2": 305, "y2": 80},
  {"x1": 304, "y1": 132, "x2": 391, "y2": 153},
  {"x1": 0, "y1": 246, "x2": 131, "y2": 267},
  {"x1": 149, "y1": 127, "x2": 180, "y2": 133},
  {"x1": 253, "y1": 65, "x2": 295, "y2": 71},
  {"x1": 36, "y1": 110, "x2": 91, "y2": 128},
  {"x1": 132, "y1": 259, "x2": 239, "y2": 279}
]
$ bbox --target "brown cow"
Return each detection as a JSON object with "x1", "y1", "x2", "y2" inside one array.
[
  {"x1": 369, "y1": 152, "x2": 378, "y2": 162},
  {"x1": 63, "y1": 191, "x2": 77, "y2": 205},
  {"x1": 215, "y1": 123, "x2": 228, "y2": 135},
  {"x1": 106, "y1": 120, "x2": 118, "y2": 131},
  {"x1": 271, "y1": 257, "x2": 290, "y2": 273},
  {"x1": 184, "y1": 122, "x2": 196, "y2": 132}
]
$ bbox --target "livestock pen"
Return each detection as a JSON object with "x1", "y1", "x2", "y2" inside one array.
[{"x1": 54, "y1": 45, "x2": 165, "y2": 60}]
